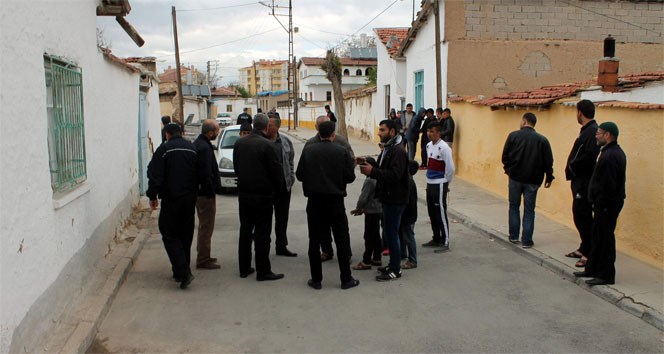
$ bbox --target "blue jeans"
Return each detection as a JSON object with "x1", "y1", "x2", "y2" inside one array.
[
  {"x1": 383, "y1": 204, "x2": 406, "y2": 272},
  {"x1": 399, "y1": 223, "x2": 417, "y2": 264},
  {"x1": 407, "y1": 139, "x2": 418, "y2": 161},
  {"x1": 508, "y1": 179, "x2": 539, "y2": 245}
]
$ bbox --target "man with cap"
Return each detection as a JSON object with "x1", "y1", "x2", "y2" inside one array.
[
  {"x1": 147, "y1": 123, "x2": 204, "y2": 289},
  {"x1": 564, "y1": 99, "x2": 600, "y2": 267},
  {"x1": 574, "y1": 121, "x2": 626, "y2": 286}
]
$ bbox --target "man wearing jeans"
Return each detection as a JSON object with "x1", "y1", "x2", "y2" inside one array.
[
  {"x1": 359, "y1": 119, "x2": 409, "y2": 281},
  {"x1": 501, "y1": 112, "x2": 554, "y2": 248}
]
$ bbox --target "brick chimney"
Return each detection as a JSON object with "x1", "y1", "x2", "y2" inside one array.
[{"x1": 598, "y1": 34, "x2": 619, "y2": 92}]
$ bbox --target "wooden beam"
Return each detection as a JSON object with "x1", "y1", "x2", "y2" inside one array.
[
  {"x1": 115, "y1": 16, "x2": 145, "y2": 47},
  {"x1": 97, "y1": 5, "x2": 125, "y2": 16}
]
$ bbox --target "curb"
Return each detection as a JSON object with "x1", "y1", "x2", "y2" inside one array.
[
  {"x1": 58, "y1": 228, "x2": 151, "y2": 353},
  {"x1": 445, "y1": 206, "x2": 664, "y2": 332}
]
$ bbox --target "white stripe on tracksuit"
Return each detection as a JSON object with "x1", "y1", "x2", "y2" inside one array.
[{"x1": 437, "y1": 183, "x2": 449, "y2": 247}]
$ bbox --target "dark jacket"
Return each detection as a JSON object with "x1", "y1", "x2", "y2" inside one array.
[
  {"x1": 327, "y1": 111, "x2": 337, "y2": 123},
  {"x1": 588, "y1": 141, "x2": 626, "y2": 207},
  {"x1": 420, "y1": 115, "x2": 436, "y2": 143},
  {"x1": 502, "y1": 126, "x2": 555, "y2": 186},
  {"x1": 304, "y1": 133, "x2": 355, "y2": 160},
  {"x1": 146, "y1": 136, "x2": 202, "y2": 201},
  {"x1": 355, "y1": 177, "x2": 382, "y2": 215},
  {"x1": 193, "y1": 134, "x2": 222, "y2": 197},
  {"x1": 441, "y1": 116, "x2": 455, "y2": 143},
  {"x1": 233, "y1": 129, "x2": 283, "y2": 197},
  {"x1": 369, "y1": 136, "x2": 409, "y2": 205},
  {"x1": 405, "y1": 108, "x2": 425, "y2": 142},
  {"x1": 565, "y1": 120, "x2": 600, "y2": 181},
  {"x1": 296, "y1": 139, "x2": 355, "y2": 197},
  {"x1": 401, "y1": 176, "x2": 418, "y2": 224},
  {"x1": 236, "y1": 112, "x2": 252, "y2": 125}
]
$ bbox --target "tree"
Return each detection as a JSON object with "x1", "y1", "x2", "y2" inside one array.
[
  {"x1": 335, "y1": 34, "x2": 377, "y2": 58},
  {"x1": 321, "y1": 50, "x2": 347, "y2": 138},
  {"x1": 366, "y1": 67, "x2": 377, "y2": 86}
]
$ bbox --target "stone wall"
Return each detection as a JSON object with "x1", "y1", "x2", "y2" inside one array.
[{"x1": 463, "y1": 0, "x2": 663, "y2": 44}]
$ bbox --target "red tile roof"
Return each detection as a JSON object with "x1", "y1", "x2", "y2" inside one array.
[
  {"x1": 374, "y1": 28, "x2": 409, "y2": 57},
  {"x1": 344, "y1": 85, "x2": 377, "y2": 99},
  {"x1": 300, "y1": 57, "x2": 377, "y2": 67},
  {"x1": 159, "y1": 66, "x2": 191, "y2": 83},
  {"x1": 466, "y1": 72, "x2": 664, "y2": 110},
  {"x1": 211, "y1": 87, "x2": 238, "y2": 97}
]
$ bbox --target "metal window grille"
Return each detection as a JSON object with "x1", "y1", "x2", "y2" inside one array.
[{"x1": 45, "y1": 56, "x2": 86, "y2": 192}]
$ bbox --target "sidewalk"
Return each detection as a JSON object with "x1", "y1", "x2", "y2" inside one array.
[{"x1": 281, "y1": 126, "x2": 663, "y2": 331}]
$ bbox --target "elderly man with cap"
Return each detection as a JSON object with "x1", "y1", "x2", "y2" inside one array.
[
  {"x1": 574, "y1": 122, "x2": 626, "y2": 286},
  {"x1": 147, "y1": 123, "x2": 204, "y2": 289}
]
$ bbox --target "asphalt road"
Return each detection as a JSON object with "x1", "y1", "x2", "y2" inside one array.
[{"x1": 91, "y1": 135, "x2": 663, "y2": 353}]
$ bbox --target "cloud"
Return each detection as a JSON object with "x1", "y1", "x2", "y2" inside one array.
[{"x1": 99, "y1": 0, "x2": 416, "y2": 85}]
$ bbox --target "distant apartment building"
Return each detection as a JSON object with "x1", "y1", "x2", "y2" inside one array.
[
  {"x1": 238, "y1": 59, "x2": 289, "y2": 95},
  {"x1": 297, "y1": 57, "x2": 377, "y2": 102}
]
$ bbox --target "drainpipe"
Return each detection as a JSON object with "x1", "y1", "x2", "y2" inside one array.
[{"x1": 434, "y1": 0, "x2": 442, "y2": 108}]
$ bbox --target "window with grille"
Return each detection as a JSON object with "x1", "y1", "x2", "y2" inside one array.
[{"x1": 44, "y1": 55, "x2": 86, "y2": 193}]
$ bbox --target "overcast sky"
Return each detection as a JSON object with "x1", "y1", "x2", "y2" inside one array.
[{"x1": 97, "y1": 0, "x2": 417, "y2": 85}]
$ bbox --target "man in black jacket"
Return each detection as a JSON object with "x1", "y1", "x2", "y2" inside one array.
[
  {"x1": 575, "y1": 122, "x2": 626, "y2": 286},
  {"x1": 233, "y1": 113, "x2": 284, "y2": 281},
  {"x1": 147, "y1": 123, "x2": 204, "y2": 289},
  {"x1": 564, "y1": 100, "x2": 600, "y2": 265},
  {"x1": 360, "y1": 119, "x2": 409, "y2": 281},
  {"x1": 501, "y1": 112, "x2": 554, "y2": 248},
  {"x1": 193, "y1": 119, "x2": 222, "y2": 270},
  {"x1": 297, "y1": 121, "x2": 358, "y2": 290},
  {"x1": 440, "y1": 108, "x2": 455, "y2": 147},
  {"x1": 236, "y1": 107, "x2": 252, "y2": 125}
]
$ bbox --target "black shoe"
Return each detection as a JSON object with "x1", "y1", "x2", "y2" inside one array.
[
  {"x1": 257, "y1": 272, "x2": 284, "y2": 281},
  {"x1": 172, "y1": 274, "x2": 181, "y2": 282},
  {"x1": 276, "y1": 247, "x2": 298, "y2": 257},
  {"x1": 522, "y1": 242, "x2": 534, "y2": 249},
  {"x1": 180, "y1": 273, "x2": 194, "y2": 289},
  {"x1": 508, "y1": 238, "x2": 520, "y2": 244},
  {"x1": 376, "y1": 269, "x2": 402, "y2": 281},
  {"x1": 307, "y1": 279, "x2": 322, "y2": 290},
  {"x1": 573, "y1": 271, "x2": 593, "y2": 278},
  {"x1": 434, "y1": 246, "x2": 450, "y2": 253},
  {"x1": 586, "y1": 278, "x2": 614, "y2": 286},
  {"x1": 422, "y1": 240, "x2": 441, "y2": 248},
  {"x1": 377, "y1": 266, "x2": 389, "y2": 274},
  {"x1": 341, "y1": 278, "x2": 360, "y2": 290},
  {"x1": 320, "y1": 252, "x2": 334, "y2": 262},
  {"x1": 240, "y1": 268, "x2": 255, "y2": 278}
]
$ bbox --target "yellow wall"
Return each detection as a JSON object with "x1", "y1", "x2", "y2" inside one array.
[{"x1": 449, "y1": 101, "x2": 663, "y2": 268}]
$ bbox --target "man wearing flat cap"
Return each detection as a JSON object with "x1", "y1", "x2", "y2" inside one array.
[
  {"x1": 574, "y1": 121, "x2": 626, "y2": 286},
  {"x1": 147, "y1": 123, "x2": 205, "y2": 289}
]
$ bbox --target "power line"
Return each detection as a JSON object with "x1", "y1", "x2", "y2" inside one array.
[
  {"x1": 158, "y1": 27, "x2": 281, "y2": 58},
  {"x1": 294, "y1": 23, "x2": 350, "y2": 36},
  {"x1": 178, "y1": 1, "x2": 259, "y2": 12},
  {"x1": 296, "y1": 33, "x2": 326, "y2": 50},
  {"x1": 350, "y1": 0, "x2": 399, "y2": 37}
]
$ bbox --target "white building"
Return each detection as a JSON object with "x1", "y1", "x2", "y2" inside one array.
[
  {"x1": 297, "y1": 57, "x2": 377, "y2": 103},
  {"x1": 373, "y1": 27, "x2": 409, "y2": 122},
  {"x1": 395, "y1": 0, "x2": 448, "y2": 111},
  {"x1": 0, "y1": 1, "x2": 160, "y2": 352}
]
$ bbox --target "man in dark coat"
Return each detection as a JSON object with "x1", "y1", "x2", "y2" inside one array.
[
  {"x1": 564, "y1": 99, "x2": 600, "y2": 266},
  {"x1": 147, "y1": 123, "x2": 204, "y2": 289},
  {"x1": 193, "y1": 119, "x2": 222, "y2": 270},
  {"x1": 233, "y1": 113, "x2": 284, "y2": 281},
  {"x1": 501, "y1": 112, "x2": 554, "y2": 248},
  {"x1": 297, "y1": 121, "x2": 358, "y2": 290},
  {"x1": 574, "y1": 122, "x2": 626, "y2": 286}
]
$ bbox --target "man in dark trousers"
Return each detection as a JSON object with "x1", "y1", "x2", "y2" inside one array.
[
  {"x1": 193, "y1": 119, "x2": 222, "y2": 270},
  {"x1": 267, "y1": 114, "x2": 297, "y2": 257},
  {"x1": 236, "y1": 107, "x2": 252, "y2": 125},
  {"x1": 564, "y1": 99, "x2": 600, "y2": 267},
  {"x1": 419, "y1": 108, "x2": 436, "y2": 168},
  {"x1": 501, "y1": 112, "x2": 554, "y2": 248},
  {"x1": 304, "y1": 115, "x2": 355, "y2": 262},
  {"x1": 147, "y1": 123, "x2": 203, "y2": 289},
  {"x1": 574, "y1": 122, "x2": 626, "y2": 286},
  {"x1": 359, "y1": 119, "x2": 409, "y2": 281},
  {"x1": 297, "y1": 121, "x2": 358, "y2": 290},
  {"x1": 440, "y1": 108, "x2": 455, "y2": 147},
  {"x1": 233, "y1": 113, "x2": 284, "y2": 281}
]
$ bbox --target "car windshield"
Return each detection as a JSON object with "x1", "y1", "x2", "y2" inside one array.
[
  {"x1": 217, "y1": 113, "x2": 230, "y2": 118},
  {"x1": 220, "y1": 129, "x2": 241, "y2": 149}
]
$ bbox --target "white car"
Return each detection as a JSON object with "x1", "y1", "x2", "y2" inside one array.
[
  {"x1": 216, "y1": 124, "x2": 241, "y2": 191},
  {"x1": 216, "y1": 112, "x2": 232, "y2": 127}
]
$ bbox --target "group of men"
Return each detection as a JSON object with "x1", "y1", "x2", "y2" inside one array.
[{"x1": 501, "y1": 99, "x2": 626, "y2": 286}]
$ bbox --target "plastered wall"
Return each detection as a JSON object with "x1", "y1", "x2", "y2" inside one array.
[{"x1": 448, "y1": 101, "x2": 663, "y2": 267}]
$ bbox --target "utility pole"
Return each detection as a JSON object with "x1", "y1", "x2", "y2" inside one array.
[
  {"x1": 433, "y1": 0, "x2": 442, "y2": 108},
  {"x1": 261, "y1": 0, "x2": 296, "y2": 130},
  {"x1": 172, "y1": 6, "x2": 185, "y2": 131}
]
